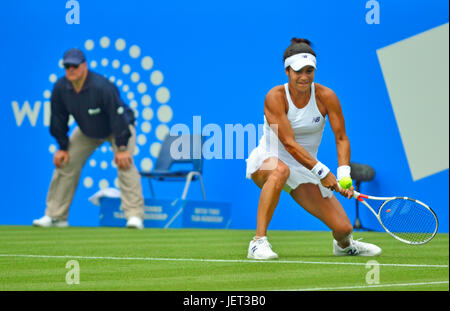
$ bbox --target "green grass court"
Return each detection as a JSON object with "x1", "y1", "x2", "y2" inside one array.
[{"x1": 0, "y1": 226, "x2": 448, "y2": 291}]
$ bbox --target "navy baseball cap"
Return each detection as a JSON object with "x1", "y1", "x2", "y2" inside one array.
[{"x1": 63, "y1": 48, "x2": 86, "y2": 65}]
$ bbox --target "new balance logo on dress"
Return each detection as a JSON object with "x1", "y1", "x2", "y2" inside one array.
[{"x1": 312, "y1": 116, "x2": 321, "y2": 123}]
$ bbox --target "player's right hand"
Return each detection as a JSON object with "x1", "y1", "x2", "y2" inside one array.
[{"x1": 54, "y1": 150, "x2": 69, "y2": 168}]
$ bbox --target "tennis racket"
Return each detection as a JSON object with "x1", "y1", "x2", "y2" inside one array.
[{"x1": 349, "y1": 189, "x2": 438, "y2": 245}]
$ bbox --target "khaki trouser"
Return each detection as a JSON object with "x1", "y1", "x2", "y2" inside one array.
[{"x1": 45, "y1": 125, "x2": 144, "y2": 221}]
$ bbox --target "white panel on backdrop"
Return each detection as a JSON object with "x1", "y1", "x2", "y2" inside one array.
[{"x1": 377, "y1": 23, "x2": 449, "y2": 181}]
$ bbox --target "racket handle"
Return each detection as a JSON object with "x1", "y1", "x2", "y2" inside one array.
[{"x1": 353, "y1": 190, "x2": 365, "y2": 201}]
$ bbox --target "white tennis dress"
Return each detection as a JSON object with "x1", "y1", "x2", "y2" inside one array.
[{"x1": 246, "y1": 82, "x2": 333, "y2": 198}]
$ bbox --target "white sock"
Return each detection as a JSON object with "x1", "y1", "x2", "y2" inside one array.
[{"x1": 253, "y1": 236, "x2": 265, "y2": 241}]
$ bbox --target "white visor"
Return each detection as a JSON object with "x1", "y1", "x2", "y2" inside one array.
[{"x1": 284, "y1": 53, "x2": 316, "y2": 71}]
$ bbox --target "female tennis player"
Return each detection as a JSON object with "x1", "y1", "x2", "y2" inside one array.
[{"x1": 246, "y1": 38, "x2": 381, "y2": 259}]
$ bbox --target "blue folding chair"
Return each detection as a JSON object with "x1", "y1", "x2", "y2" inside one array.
[{"x1": 140, "y1": 134, "x2": 206, "y2": 200}]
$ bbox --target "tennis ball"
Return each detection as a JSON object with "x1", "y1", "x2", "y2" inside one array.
[{"x1": 339, "y1": 177, "x2": 353, "y2": 189}]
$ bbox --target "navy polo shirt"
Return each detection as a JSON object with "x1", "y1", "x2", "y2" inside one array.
[{"x1": 50, "y1": 71, "x2": 135, "y2": 150}]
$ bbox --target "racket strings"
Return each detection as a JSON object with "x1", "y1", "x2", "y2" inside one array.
[{"x1": 379, "y1": 198, "x2": 437, "y2": 244}]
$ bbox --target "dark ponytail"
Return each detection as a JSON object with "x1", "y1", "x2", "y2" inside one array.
[
  {"x1": 290, "y1": 38, "x2": 312, "y2": 45},
  {"x1": 283, "y1": 37, "x2": 316, "y2": 61}
]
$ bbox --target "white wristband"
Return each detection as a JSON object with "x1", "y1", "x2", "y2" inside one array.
[
  {"x1": 311, "y1": 161, "x2": 330, "y2": 180},
  {"x1": 337, "y1": 165, "x2": 351, "y2": 181}
]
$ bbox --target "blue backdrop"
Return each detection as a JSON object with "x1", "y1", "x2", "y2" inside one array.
[{"x1": 0, "y1": 0, "x2": 448, "y2": 232}]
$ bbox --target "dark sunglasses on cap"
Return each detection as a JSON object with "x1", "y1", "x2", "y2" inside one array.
[{"x1": 64, "y1": 63, "x2": 80, "y2": 69}]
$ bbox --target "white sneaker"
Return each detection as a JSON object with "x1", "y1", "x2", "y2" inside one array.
[
  {"x1": 126, "y1": 216, "x2": 144, "y2": 229},
  {"x1": 33, "y1": 215, "x2": 69, "y2": 228},
  {"x1": 333, "y1": 238, "x2": 382, "y2": 257},
  {"x1": 247, "y1": 237, "x2": 278, "y2": 260}
]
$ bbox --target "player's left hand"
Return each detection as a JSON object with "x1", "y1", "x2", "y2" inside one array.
[{"x1": 114, "y1": 150, "x2": 132, "y2": 170}]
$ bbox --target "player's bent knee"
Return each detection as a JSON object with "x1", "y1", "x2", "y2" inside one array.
[
  {"x1": 275, "y1": 162, "x2": 290, "y2": 181},
  {"x1": 268, "y1": 166, "x2": 290, "y2": 190}
]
